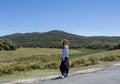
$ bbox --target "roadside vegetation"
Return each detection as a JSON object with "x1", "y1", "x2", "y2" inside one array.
[
  {"x1": 70, "y1": 49, "x2": 120, "y2": 67},
  {"x1": 0, "y1": 48, "x2": 79, "y2": 76},
  {"x1": 0, "y1": 31, "x2": 120, "y2": 78},
  {"x1": 0, "y1": 48, "x2": 102, "y2": 76},
  {"x1": 0, "y1": 48, "x2": 120, "y2": 77},
  {"x1": 0, "y1": 39, "x2": 18, "y2": 51}
]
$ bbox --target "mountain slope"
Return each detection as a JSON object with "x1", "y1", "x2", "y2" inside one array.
[{"x1": 0, "y1": 30, "x2": 120, "y2": 49}]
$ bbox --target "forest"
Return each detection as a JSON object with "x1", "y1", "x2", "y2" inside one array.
[{"x1": 0, "y1": 30, "x2": 120, "y2": 50}]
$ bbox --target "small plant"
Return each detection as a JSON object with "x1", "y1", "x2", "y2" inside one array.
[
  {"x1": 14, "y1": 63, "x2": 27, "y2": 71},
  {"x1": 100, "y1": 55, "x2": 117, "y2": 62},
  {"x1": 70, "y1": 58, "x2": 85, "y2": 67},
  {"x1": 88, "y1": 57, "x2": 98, "y2": 65},
  {"x1": 0, "y1": 65, "x2": 14, "y2": 75},
  {"x1": 45, "y1": 62, "x2": 58, "y2": 69},
  {"x1": 29, "y1": 63, "x2": 44, "y2": 70}
]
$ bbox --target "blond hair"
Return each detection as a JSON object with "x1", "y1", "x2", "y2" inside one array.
[{"x1": 61, "y1": 39, "x2": 69, "y2": 48}]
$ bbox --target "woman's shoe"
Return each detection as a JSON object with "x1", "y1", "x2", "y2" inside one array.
[
  {"x1": 64, "y1": 74, "x2": 68, "y2": 77},
  {"x1": 61, "y1": 75, "x2": 64, "y2": 79}
]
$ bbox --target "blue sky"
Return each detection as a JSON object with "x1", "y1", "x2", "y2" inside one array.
[{"x1": 0, "y1": 0, "x2": 120, "y2": 36}]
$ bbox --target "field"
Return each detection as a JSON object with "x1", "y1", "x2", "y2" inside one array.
[
  {"x1": 0, "y1": 48, "x2": 79, "y2": 61},
  {"x1": 0, "y1": 48, "x2": 120, "y2": 81}
]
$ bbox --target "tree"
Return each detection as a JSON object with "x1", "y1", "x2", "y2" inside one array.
[{"x1": 0, "y1": 39, "x2": 18, "y2": 51}]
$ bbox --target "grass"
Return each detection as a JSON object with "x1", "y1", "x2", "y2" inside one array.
[
  {"x1": 0, "y1": 48, "x2": 79, "y2": 61},
  {"x1": 0, "y1": 48, "x2": 120, "y2": 83},
  {"x1": 70, "y1": 48, "x2": 105, "y2": 59},
  {"x1": 0, "y1": 69, "x2": 58, "y2": 82},
  {"x1": 70, "y1": 49, "x2": 120, "y2": 67},
  {"x1": 1, "y1": 61, "x2": 120, "y2": 83},
  {"x1": 0, "y1": 48, "x2": 81, "y2": 75}
]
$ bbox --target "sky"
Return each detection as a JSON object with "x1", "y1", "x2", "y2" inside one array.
[{"x1": 0, "y1": 0, "x2": 120, "y2": 36}]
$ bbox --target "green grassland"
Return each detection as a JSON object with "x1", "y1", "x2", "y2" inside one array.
[
  {"x1": 0, "y1": 48, "x2": 120, "y2": 81},
  {"x1": 0, "y1": 48, "x2": 79, "y2": 61}
]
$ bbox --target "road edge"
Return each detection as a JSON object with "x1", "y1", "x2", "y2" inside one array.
[{"x1": 3, "y1": 63, "x2": 120, "y2": 84}]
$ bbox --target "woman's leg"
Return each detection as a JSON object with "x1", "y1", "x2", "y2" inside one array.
[
  {"x1": 60, "y1": 60, "x2": 65, "y2": 75},
  {"x1": 64, "y1": 57, "x2": 69, "y2": 76}
]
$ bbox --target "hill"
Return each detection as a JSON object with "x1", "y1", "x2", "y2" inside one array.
[{"x1": 0, "y1": 30, "x2": 120, "y2": 49}]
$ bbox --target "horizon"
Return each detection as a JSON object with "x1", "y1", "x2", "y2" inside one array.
[
  {"x1": 0, "y1": 30, "x2": 120, "y2": 37},
  {"x1": 0, "y1": 0, "x2": 120, "y2": 36}
]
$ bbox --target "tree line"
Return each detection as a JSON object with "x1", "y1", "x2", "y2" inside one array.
[{"x1": 0, "y1": 30, "x2": 120, "y2": 50}]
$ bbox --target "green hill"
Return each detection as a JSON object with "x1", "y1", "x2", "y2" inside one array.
[{"x1": 0, "y1": 30, "x2": 120, "y2": 49}]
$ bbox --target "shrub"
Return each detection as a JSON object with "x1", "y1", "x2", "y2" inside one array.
[
  {"x1": 45, "y1": 63, "x2": 58, "y2": 69},
  {"x1": 0, "y1": 65, "x2": 4, "y2": 76},
  {"x1": 0, "y1": 65, "x2": 14, "y2": 75},
  {"x1": 88, "y1": 57, "x2": 98, "y2": 65},
  {"x1": 100, "y1": 55, "x2": 117, "y2": 62},
  {"x1": 84, "y1": 58, "x2": 97, "y2": 66},
  {"x1": 84, "y1": 61, "x2": 92, "y2": 66},
  {"x1": 70, "y1": 58, "x2": 85, "y2": 67},
  {"x1": 3, "y1": 45, "x2": 10, "y2": 50},
  {"x1": 29, "y1": 63, "x2": 44, "y2": 70},
  {"x1": 2, "y1": 66, "x2": 14, "y2": 74},
  {"x1": 0, "y1": 39, "x2": 18, "y2": 51},
  {"x1": 14, "y1": 63, "x2": 27, "y2": 71},
  {"x1": 116, "y1": 55, "x2": 120, "y2": 60}
]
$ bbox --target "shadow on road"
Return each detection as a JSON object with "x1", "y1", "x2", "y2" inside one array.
[{"x1": 51, "y1": 76, "x2": 62, "y2": 80}]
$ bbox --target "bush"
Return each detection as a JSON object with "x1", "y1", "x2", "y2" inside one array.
[
  {"x1": 14, "y1": 63, "x2": 27, "y2": 71},
  {"x1": 88, "y1": 57, "x2": 98, "y2": 65},
  {"x1": 2, "y1": 66, "x2": 14, "y2": 74},
  {"x1": 29, "y1": 63, "x2": 44, "y2": 70},
  {"x1": 84, "y1": 61, "x2": 92, "y2": 66},
  {"x1": 70, "y1": 57, "x2": 98, "y2": 67},
  {"x1": 0, "y1": 65, "x2": 14, "y2": 75},
  {"x1": 0, "y1": 65, "x2": 4, "y2": 76},
  {"x1": 116, "y1": 55, "x2": 120, "y2": 59},
  {"x1": 45, "y1": 63, "x2": 58, "y2": 69},
  {"x1": 0, "y1": 39, "x2": 18, "y2": 51},
  {"x1": 3, "y1": 45, "x2": 11, "y2": 50},
  {"x1": 100, "y1": 55, "x2": 117, "y2": 62},
  {"x1": 70, "y1": 58, "x2": 85, "y2": 67}
]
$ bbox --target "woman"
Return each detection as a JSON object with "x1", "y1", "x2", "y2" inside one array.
[{"x1": 60, "y1": 39, "x2": 69, "y2": 78}]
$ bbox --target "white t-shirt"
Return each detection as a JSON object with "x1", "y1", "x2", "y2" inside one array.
[{"x1": 62, "y1": 45, "x2": 69, "y2": 61}]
